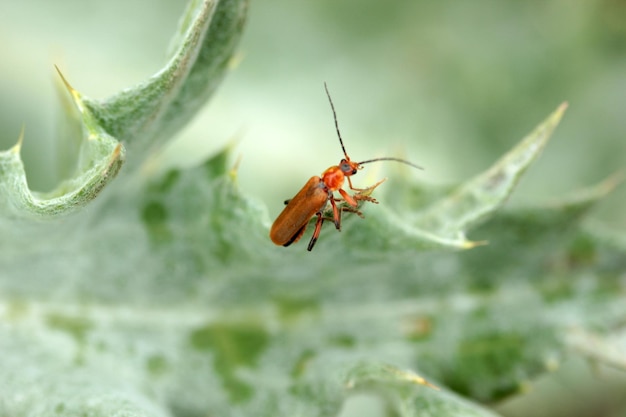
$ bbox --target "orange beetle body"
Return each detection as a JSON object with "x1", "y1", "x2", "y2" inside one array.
[
  {"x1": 269, "y1": 159, "x2": 362, "y2": 250},
  {"x1": 269, "y1": 84, "x2": 422, "y2": 251},
  {"x1": 269, "y1": 176, "x2": 328, "y2": 247}
]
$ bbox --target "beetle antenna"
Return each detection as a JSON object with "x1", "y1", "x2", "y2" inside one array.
[
  {"x1": 357, "y1": 157, "x2": 423, "y2": 170},
  {"x1": 324, "y1": 82, "x2": 349, "y2": 160}
]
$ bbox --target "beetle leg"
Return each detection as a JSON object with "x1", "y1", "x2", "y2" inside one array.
[
  {"x1": 347, "y1": 176, "x2": 368, "y2": 192},
  {"x1": 307, "y1": 212, "x2": 325, "y2": 251},
  {"x1": 329, "y1": 196, "x2": 343, "y2": 229},
  {"x1": 340, "y1": 206, "x2": 364, "y2": 219},
  {"x1": 309, "y1": 204, "x2": 359, "y2": 251},
  {"x1": 354, "y1": 194, "x2": 378, "y2": 204},
  {"x1": 338, "y1": 188, "x2": 358, "y2": 207},
  {"x1": 307, "y1": 178, "x2": 388, "y2": 250},
  {"x1": 352, "y1": 178, "x2": 386, "y2": 204}
]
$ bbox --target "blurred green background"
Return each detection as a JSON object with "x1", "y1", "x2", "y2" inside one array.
[
  {"x1": 1, "y1": 2, "x2": 625, "y2": 416},
  {"x1": 1, "y1": 0, "x2": 624, "y2": 227}
]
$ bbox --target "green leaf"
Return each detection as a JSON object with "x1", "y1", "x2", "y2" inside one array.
[
  {"x1": 1, "y1": 0, "x2": 625, "y2": 416},
  {"x1": 327, "y1": 102, "x2": 568, "y2": 253},
  {"x1": 343, "y1": 363, "x2": 499, "y2": 417},
  {"x1": 83, "y1": 0, "x2": 248, "y2": 160},
  {"x1": 411, "y1": 103, "x2": 568, "y2": 244},
  {"x1": 0, "y1": 0, "x2": 247, "y2": 219},
  {"x1": 0, "y1": 126, "x2": 123, "y2": 219}
]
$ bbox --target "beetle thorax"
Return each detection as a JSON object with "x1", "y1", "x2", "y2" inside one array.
[
  {"x1": 322, "y1": 158, "x2": 359, "y2": 191},
  {"x1": 321, "y1": 166, "x2": 345, "y2": 191}
]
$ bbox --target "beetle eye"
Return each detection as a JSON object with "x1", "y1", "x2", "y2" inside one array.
[{"x1": 340, "y1": 161, "x2": 353, "y2": 173}]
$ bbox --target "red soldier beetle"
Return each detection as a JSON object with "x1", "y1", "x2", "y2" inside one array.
[{"x1": 269, "y1": 83, "x2": 422, "y2": 251}]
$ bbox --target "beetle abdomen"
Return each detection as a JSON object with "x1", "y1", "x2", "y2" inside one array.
[{"x1": 269, "y1": 176, "x2": 328, "y2": 246}]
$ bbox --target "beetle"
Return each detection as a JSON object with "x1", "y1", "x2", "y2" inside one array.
[{"x1": 269, "y1": 83, "x2": 422, "y2": 251}]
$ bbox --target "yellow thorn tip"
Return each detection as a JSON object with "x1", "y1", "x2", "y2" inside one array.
[
  {"x1": 11, "y1": 125, "x2": 25, "y2": 154},
  {"x1": 463, "y1": 239, "x2": 489, "y2": 249},
  {"x1": 54, "y1": 64, "x2": 83, "y2": 107}
]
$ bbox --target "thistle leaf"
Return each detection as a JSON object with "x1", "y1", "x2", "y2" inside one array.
[
  {"x1": 1, "y1": 1, "x2": 624, "y2": 416},
  {"x1": 0, "y1": 0, "x2": 247, "y2": 219}
]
